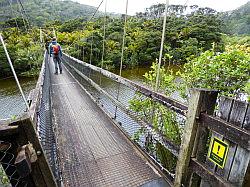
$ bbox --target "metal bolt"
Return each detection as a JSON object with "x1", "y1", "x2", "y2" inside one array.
[{"x1": 36, "y1": 151, "x2": 42, "y2": 156}]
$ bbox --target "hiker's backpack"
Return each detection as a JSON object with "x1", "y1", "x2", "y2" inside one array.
[{"x1": 52, "y1": 44, "x2": 60, "y2": 55}]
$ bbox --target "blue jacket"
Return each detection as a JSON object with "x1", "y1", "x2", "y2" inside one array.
[{"x1": 49, "y1": 41, "x2": 62, "y2": 57}]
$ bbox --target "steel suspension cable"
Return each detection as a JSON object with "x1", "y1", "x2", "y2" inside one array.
[
  {"x1": 155, "y1": 0, "x2": 169, "y2": 92},
  {"x1": 86, "y1": 0, "x2": 104, "y2": 24},
  {"x1": 119, "y1": 0, "x2": 129, "y2": 77},
  {"x1": 16, "y1": 0, "x2": 27, "y2": 32},
  {"x1": 0, "y1": 33, "x2": 29, "y2": 110},
  {"x1": 101, "y1": 0, "x2": 108, "y2": 69},
  {"x1": 8, "y1": 0, "x2": 19, "y2": 29},
  {"x1": 90, "y1": 34, "x2": 94, "y2": 65},
  {"x1": 68, "y1": 0, "x2": 104, "y2": 48},
  {"x1": 17, "y1": 0, "x2": 31, "y2": 29},
  {"x1": 155, "y1": 0, "x2": 189, "y2": 92},
  {"x1": 114, "y1": 0, "x2": 129, "y2": 118}
]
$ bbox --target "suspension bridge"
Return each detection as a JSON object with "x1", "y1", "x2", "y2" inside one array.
[
  {"x1": 0, "y1": 51, "x2": 249, "y2": 187},
  {"x1": 0, "y1": 0, "x2": 250, "y2": 186}
]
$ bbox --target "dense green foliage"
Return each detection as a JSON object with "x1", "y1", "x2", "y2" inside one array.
[
  {"x1": 0, "y1": 28, "x2": 43, "y2": 77},
  {"x1": 58, "y1": 4, "x2": 224, "y2": 70},
  {"x1": 128, "y1": 40, "x2": 249, "y2": 171},
  {"x1": 220, "y1": 2, "x2": 250, "y2": 35},
  {"x1": 0, "y1": 0, "x2": 249, "y2": 174},
  {"x1": 0, "y1": 0, "x2": 99, "y2": 27},
  {"x1": 179, "y1": 48, "x2": 250, "y2": 98}
]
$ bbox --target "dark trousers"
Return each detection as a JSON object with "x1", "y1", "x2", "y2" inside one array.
[{"x1": 53, "y1": 56, "x2": 62, "y2": 73}]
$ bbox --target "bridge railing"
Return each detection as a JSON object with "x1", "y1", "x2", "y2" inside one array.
[
  {"x1": 0, "y1": 52, "x2": 57, "y2": 187},
  {"x1": 30, "y1": 52, "x2": 60, "y2": 182},
  {"x1": 63, "y1": 54, "x2": 250, "y2": 187},
  {"x1": 63, "y1": 53, "x2": 187, "y2": 182}
]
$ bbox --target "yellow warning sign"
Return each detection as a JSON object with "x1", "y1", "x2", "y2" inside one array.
[{"x1": 208, "y1": 137, "x2": 229, "y2": 169}]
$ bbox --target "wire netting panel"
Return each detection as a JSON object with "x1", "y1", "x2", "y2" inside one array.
[
  {"x1": 37, "y1": 55, "x2": 60, "y2": 182},
  {"x1": 0, "y1": 140, "x2": 30, "y2": 187},
  {"x1": 63, "y1": 54, "x2": 187, "y2": 179}
]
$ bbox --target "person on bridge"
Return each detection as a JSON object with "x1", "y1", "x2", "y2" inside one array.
[{"x1": 49, "y1": 37, "x2": 63, "y2": 74}]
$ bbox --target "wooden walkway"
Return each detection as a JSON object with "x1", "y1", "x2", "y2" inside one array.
[{"x1": 48, "y1": 58, "x2": 169, "y2": 187}]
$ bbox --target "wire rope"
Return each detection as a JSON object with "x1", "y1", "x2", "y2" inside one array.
[
  {"x1": 17, "y1": 0, "x2": 31, "y2": 28},
  {"x1": 0, "y1": 33, "x2": 30, "y2": 110},
  {"x1": 8, "y1": 0, "x2": 19, "y2": 29},
  {"x1": 155, "y1": 0, "x2": 169, "y2": 92},
  {"x1": 90, "y1": 34, "x2": 94, "y2": 65},
  {"x1": 16, "y1": 0, "x2": 28, "y2": 32},
  {"x1": 101, "y1": 0, "x2": 108, "y2": 69},
  {"x1": 114, "y1": 0, "x2": 129, "y2": 118},
  {"x1": 119, "y1": 0, "x2": 129, "y2": 77},
  {"x1": 155, "y1": 0, "x2": 189, "y2": 92},
  {"x1": 68, "y1": 0, "x2": 104, "y2": 48}
]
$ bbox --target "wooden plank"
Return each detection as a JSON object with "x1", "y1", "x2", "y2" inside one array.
[
  {"x1": 174, "y1": 89, "x2": 218, "y2": 187},
  {"x1": 189, "y1": 89, "x2": 218, "y2": 187},
  {"x1": 201, "y1": 97, "x2": 233, "y2": 179},
  {"x1": 243, "y1": 104, "x2": 250, "y2": 131},
  {"x1": 29, "y1": 52, "x2": 46, "y2": 123},
  {"x1": 214, "y1": 98, "x2": 249, "y2": 186},
  {"x1": 215, "y1": 97, "x2": 236, "y2": 179},
  {"x1": 228, "y1": 100, "x2": 248, "y2": 127},
  {"x1": 227, "y1": 100, "x2": 249, "y2": 186},
  {"x1": 217, "y1": 97, "x2": 234, "y2": 121},
  {"x1": 190, "y1": 159, "x2": 233, "y2": 187},
  {"x1": 0, "y1": 113, "x2": 29, "y2": 126},
  {"x1": 0, "y1": 125, "x2": 18, "y2": 137},
  {"x1": 200, "y1": 114, "x2": 250, "y2": 150}
]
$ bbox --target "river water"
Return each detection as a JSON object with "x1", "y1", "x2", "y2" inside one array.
[
  {"x1": 0, "y1": 76, "x2": 37, "y2": 119},
  {"x1": 0, "y1": 64, "x2": 181, "y2": 120}
]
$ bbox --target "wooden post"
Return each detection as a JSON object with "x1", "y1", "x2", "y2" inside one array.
[
  {"x1": 174, "y1": 89, "x2": 219, "y2": 187},
  {"x1": 17, "y1": 118, "x2": 57, "y2": 187}
]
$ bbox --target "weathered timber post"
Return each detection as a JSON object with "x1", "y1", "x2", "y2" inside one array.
[
  {"x1": 174, "y1": 89, "x2": 219, "y2": 187},
  {"x1": 17, "y1": 117, "x2": 57, "y2": 187}
]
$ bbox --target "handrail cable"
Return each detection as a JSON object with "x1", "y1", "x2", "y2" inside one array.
[{"x1": 0, "y1": 33, "x2": 30, "y2": 110}]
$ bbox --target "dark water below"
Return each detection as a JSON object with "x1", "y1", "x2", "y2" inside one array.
[
  {"x1": 0, "y1": 76, "x2": 37, "y2": 119},
  {"x1": 0, "y1": 64, "x2": 181, "y2": 119}
]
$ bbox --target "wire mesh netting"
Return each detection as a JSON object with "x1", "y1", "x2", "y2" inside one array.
[
  {"x1": 0, "y1": 140, "x2": 30, "y2": 187},
  {"x1": 62, "y1": 54, "x2": 188, "y2": 181},
  {"x1": 37, "y1": 54, "x2": 60, "y2": 183},
  {"x1": 0, "y1": 53, "x2": 60, "y2": 186}
]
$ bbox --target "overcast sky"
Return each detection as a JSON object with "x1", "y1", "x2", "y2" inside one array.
[{"x1": 74, "y1": 0, "x2": 250, "y2": 15}]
